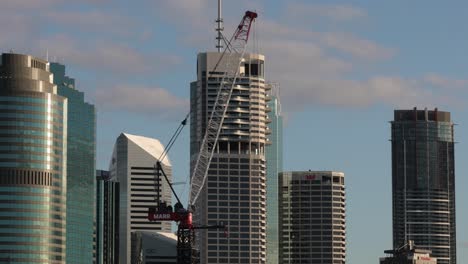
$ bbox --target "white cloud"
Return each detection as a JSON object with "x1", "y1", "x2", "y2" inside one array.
[
  {"x1": 39, "y1": 34, "x2": 182, "y2": 75},
  {"x1": 320, "y1": 32, "x2": 395, "y2": 60},
  {"x1": 96, "y1": 85, "x2": 189, "y2": 118},
  {"x1": 45, "y1": 10, "x2": 136, "y2": 36}
]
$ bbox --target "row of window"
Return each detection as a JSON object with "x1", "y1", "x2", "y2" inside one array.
[{"x1": 0, "y1": 104, "x2": 63, "y2": 115}]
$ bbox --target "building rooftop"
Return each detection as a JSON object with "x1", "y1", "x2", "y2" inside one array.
[{"x1": 123, "y1": 133, "x2": 171, "y2": 166}]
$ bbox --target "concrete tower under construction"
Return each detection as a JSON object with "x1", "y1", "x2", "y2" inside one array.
[{"x1": 190, "y1": 52, "x2": 269, "y2": 263}]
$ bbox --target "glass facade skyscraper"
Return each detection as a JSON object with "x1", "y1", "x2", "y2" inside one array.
[
  {"x1": 391, "y1": 108, "x2": 456, "y2": 264},
  {"x1": 96, "y1": 170, "x2": 120, "y2": 264},
  {"x1": 0, "y1": 53, "x2": 68, "y2": 263},
  {"x1": 50, "y1": 63, "x2": 96, "y2": 264},
  {"x1": 265, "y1": 91, "x2": 283, "y2": 264}
]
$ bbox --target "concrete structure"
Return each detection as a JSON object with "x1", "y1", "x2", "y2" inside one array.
[
  {"x1": 190, "y1": 52, "x2": 269, "y2": 263},
  {"x1": 96, "y1": 170, "x2": 120, "y2": 264},
  {"x1": 50, "y1": 62, "x2": 96, "y2": 264},
  {"x1": 0, "y1": 53, "x2": 68, "y2": 263},
  {"x1": 265, "y1": 87, "x2": 283, "y2": 264},
  {"x1": 110, "y1": 133, "x2": 172, "y2": 264},
  {"x1": 279, "y1": 171, "x2": 346, "y2": 264},
  {"x1": 380, "y1": 240, "x2": 437, "y2": 264},
  {"x1": 131, "y1": 231, "x2": 177, "y2": 263},
  {"x1": 391, "y1": 108, "x2": 456, "y2": 264}
]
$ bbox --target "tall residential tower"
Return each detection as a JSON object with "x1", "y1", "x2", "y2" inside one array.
[
  {"x1": 0, "y1": 53, "x2": 68, "y2": 263},
  {"x1": 391, "y1": 108, "x2": 456, "y2": 264},
  {"x1": 190, "y1": 52, "x2": 269, "y2": 263}
]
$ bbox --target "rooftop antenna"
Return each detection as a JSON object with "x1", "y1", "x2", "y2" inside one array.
[{"x1": 215, "y1": 0, "x2": 224, "y2": 52}]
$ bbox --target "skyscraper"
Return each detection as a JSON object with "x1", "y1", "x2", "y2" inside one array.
[
  {"x1": 0, "y1": 53, "x2": 68, "y2": 263},
  {"x1": 265, "y1": 87, "x2": 283, "y2": 264},
  {"x1": 50, "y1": 62, "x2": 96, "y2": 264},
  {"x1": 190, "y1": 52, "x2": 269, "y2": 263},
  {"x1": 279, "y1": 171, "x2": 346, "y2": 264},
  {"x1": 109, "y1": 133, "x2": 172, "y2": 263},
  {"x1": 96, "y1": 170, "x2": 120, "y2": 264},
  {"x1": 391, "y1": 108, "x2": 456, "y2": 264}
]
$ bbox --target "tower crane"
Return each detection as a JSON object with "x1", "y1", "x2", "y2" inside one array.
[{"x1": 148, "y1": 10, "x2": 258, "y2": 264}]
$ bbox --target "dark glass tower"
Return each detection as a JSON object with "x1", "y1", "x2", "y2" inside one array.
[
  {"x1": 391, "y1": 108, "x2": 456, "y2": 264},
  {"x1": 50, "y1": 63, "x2": 96, "y2": 264},
  {"x1": 96, "y1": 170, "x2": 120, "y2": 264}
]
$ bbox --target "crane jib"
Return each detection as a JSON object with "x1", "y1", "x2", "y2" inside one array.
[{"x1": 189, "y1": 10, "x2": 258, "y2": 207}]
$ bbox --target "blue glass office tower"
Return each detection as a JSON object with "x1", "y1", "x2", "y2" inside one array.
[
  {"x1": 0, "y1": 53, "x2": 68, "y2": 263},
  {"x1": 50, "y1": 63, "x2": 96, "y2": 264},
  {"x1": 265, "y1": 92, "x2": 283, "y2": 264}
]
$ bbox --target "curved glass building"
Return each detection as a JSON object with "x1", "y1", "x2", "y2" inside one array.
[
  {"x1": 391, "y1": 108, "x2": 456, "y2": 264},
  {"x1": 0, "y1": 53, "x2": 67, "y2": 263}
]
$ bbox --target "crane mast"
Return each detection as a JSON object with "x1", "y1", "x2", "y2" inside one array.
[{"x1": 148, "y1": 11, "x2": 258, "y2": 264}]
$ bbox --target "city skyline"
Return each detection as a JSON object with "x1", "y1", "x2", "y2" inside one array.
[{"x1": 1, "y1": 1, "x2": 468, "y2": 263}]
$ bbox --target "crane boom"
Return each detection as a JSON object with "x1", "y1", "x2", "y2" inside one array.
[{"x1": 189, "y1": 11, "x2": 258, "y2": 206}]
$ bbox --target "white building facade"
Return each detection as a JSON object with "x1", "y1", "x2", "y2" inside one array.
[
  {"x1": 110, "y1": 133, "x2": 172, "y2": 264},
  {"x1": 190, "y1": 52, "x2": 269, "y2": 263},
  {"x1": 279, "y1": 171, "x2": 346, "y2": 264}
]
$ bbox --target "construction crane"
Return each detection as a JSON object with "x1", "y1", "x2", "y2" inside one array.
[{"x1": 148, "y1": 10, "x2": 258, "y2": 264}]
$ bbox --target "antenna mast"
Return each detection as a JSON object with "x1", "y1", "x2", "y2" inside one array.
[{"x1": 216, "y1": 0, "x2": 224, "y2": 52}]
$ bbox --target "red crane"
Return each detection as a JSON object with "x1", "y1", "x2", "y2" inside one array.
[{"x1": 148, "y1": 10, "x2": 258, "y2": 264}]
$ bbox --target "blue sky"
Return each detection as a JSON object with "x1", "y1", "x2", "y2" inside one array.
[{"x1": 2, "y1": 0, "x2": 468, "y2": 262}]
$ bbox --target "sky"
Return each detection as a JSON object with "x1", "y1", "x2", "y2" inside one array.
[{"x1": 1, "y1": 0, "x2": 468, "y2": 262}]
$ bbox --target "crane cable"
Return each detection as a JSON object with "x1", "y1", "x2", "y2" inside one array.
[{"x1": 158, "y1": 112, "x2": 190, "y2": 163}]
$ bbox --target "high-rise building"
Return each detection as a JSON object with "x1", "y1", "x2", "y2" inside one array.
[
  {"x1": 380, "y1": 240, "x2": 437, "y2": 264},
  {"x1": 109, "y1": 133, "x2": 172, "y2": 264},
  {"x1": 0, "y1": 53, "x2": 68, "y2": 263},
  {"x1": 279, "y1": 171, "x2": 346, "y2": 264},
  {"x1": 96, "y1": 170, "x2": 120, "y2": 264},
  {"x1": 50, "y1": 62, "x2": 96, "y2": 264},
  {"x1": 391, "y1": 108, "x2": 456, "y2": 264},
  {"x1": 190, "y1": 52, "x2": 269, "y2": 263},
  {"x1": 265, "y1": 87, "x2": 283, "y2": 264}
]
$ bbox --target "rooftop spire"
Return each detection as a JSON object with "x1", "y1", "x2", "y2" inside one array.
[{"x1": 216, "y1": 0, "x2": 224, "y2": 52}]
